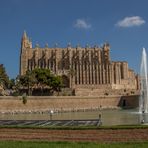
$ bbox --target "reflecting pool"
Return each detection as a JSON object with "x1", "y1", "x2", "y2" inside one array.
[{"x1": 0, "y1": 109, "x2": 148, "y2": 126}]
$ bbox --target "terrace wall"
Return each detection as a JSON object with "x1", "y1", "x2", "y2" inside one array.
[{"x1": 0, "y1": 95, "x2": 139, "y2": 113}]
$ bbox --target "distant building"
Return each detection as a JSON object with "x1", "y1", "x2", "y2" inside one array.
[{"x1": 20, "y1": 31, "x2": 139, "y2": 96}]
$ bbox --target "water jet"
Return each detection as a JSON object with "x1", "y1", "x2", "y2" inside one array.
[{"x1": 139, "y1": 48, "x2": 148, "y2": 113}]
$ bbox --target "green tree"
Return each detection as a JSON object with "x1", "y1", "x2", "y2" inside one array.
[
  {"x1": 16, "y1": 70, "x2": 37, "y2": 95},
  {"x1": 26, "y1": 70, "x2": 37, "y2": 95},
  {"x1": 0, "y1": 64, "x2": 9, "y2": 89},
  {"x1": 8, "y1": 79, "x2": 15, "y2": 89},
  {"x1": 32, "y1": 68, "x2": 51, "y2": 95},
  {"x1": 50, "y1": 75, "x2": 63, "y2": 95},
  {"x1": 17, "y1": 68, "x2": 63, "y2": 96}
]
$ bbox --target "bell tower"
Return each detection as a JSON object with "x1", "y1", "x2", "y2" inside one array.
[
  {"x1": 21, "y1": 31, "x2": 32, "y2": 50},
  {"x1": 20, "y1": 31, "x2": 32, "y2": 75}
]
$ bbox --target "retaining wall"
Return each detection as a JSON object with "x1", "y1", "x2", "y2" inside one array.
[{"x1": 0, "y1": 95, "x2": 139, "y2": 113}]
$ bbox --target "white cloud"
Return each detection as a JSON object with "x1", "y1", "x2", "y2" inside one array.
[
  {"x1": 74, "y1": 19, "x2": 91, "y2": 29},
  {"x1": 116, "y1": 16, "x2": 145, "y2": 27}
]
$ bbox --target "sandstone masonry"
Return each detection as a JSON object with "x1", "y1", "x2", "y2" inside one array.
[{"x1": 20, "y1": 31, "x2": 139, "y2": 96}]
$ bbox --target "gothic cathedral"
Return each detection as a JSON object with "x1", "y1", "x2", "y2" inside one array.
[{"x1": 20, "y1": 31, "x2": 139, "y2": 96}]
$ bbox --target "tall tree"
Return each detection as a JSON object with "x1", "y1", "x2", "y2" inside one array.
[
  {"x1": 0, "y1": 64, "x2": 9, "y2": 89},
  {"x1": 33, "y1": 68, "x2": 51, "y2": 95},
  {"x1": 17, "y1": 68, "x2": 63, "y2": 96},
  {"x1": 50, "y1": 75, "x2": 63, "y2": 94},
  {"x1": 17, "y1": 70, "x2": 37, "y2": 95},
  {"x1": 8, "y1": 79, "x2": 15, "y2": 89}
]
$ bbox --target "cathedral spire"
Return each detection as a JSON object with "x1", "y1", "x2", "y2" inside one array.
[
  {"x1": 21, "y1": 30, "x2": 32, "y2": 49},
  {"x1": 22, "y1": 30, "x2": 28, "y2": 39}
]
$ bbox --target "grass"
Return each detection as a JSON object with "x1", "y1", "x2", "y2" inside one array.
[{"x1": 0, "y1": 141, "x2": 148, "y2": 148}]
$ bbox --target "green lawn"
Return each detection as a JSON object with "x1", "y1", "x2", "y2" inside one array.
[{"x1": 0, "y1": 141, "x2": 148, "y2": 148}]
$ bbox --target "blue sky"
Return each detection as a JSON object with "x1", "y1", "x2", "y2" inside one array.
[{"x1": 0, "y1": 0, "x2": 148, "y2": 78}]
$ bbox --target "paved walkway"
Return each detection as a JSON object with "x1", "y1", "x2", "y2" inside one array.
[{"x1": 0, "y1": 119, "x2": 101, "y2": 127}]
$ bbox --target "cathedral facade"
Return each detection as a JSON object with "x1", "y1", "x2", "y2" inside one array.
[{"x1": 20, "y1": 31, "x2": 139, "y2": 96}]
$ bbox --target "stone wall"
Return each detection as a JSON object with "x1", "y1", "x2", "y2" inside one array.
[
  {"x1": 0, "y1": 95, "x2": 139, "y2": 113},
  {"x1": 75, "y1": 87, "x2": 139, "y2": 96},
  {"x1": 119, "y1": 95, "x2": 139, "y2": 109}
]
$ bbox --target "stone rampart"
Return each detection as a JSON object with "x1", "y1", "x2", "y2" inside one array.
[{"x1": 0, "y1": 95, "x2": 139, "y2": 113}]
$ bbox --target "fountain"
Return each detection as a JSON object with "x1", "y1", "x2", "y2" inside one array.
[{"x1": 139, "y1": 48, "x2": 148, "y2": 113}]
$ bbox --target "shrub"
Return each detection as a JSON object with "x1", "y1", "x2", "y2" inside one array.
[{"x1": 22, "y1": 93, "x2": 27, "y2": 104}]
